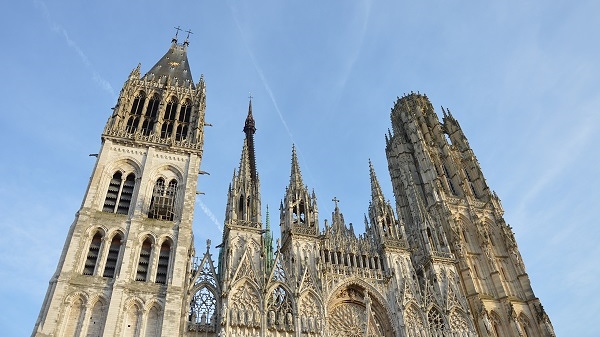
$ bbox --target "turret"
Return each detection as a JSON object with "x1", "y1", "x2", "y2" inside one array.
[{"x1": 280, "y1": 146, "x2": 319, "y2": 245}]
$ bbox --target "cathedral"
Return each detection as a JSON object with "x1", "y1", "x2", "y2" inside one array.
[{"x1": 32, "y1": 36, "x2": 555, "y2": 337}]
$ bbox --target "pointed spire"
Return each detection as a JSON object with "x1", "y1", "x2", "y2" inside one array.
[
  {"x1": 369, "y1": 160, "x2": 385, "y2": 202},
  {"x1": 243, "y1": 97, "x2": 258, "y2": 183},
  {"x1": 264, "y1": 205, "x2": 274, "y2": 271},
  {"x1": 289, "y1": 145, "x2": 304, "y2": 188}
]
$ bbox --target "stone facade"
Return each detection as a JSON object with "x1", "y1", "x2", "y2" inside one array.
[{"x1": 32, "y1": 38, "x2": 554, "y2": 337}]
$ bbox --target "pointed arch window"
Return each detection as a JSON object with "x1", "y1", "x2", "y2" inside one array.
[
  {"x1": 141, "y1": 94, "x2": 159, "y2": 136},
  {"x1": 102, "y1": 233, "x2": 123, "y2": 278},
  {"x1": 175, "y1": 100, "x2": 192, "y2": 141},
  {"x1": 103, "y1": 172, "x2": 136, "y2": 215},
  {"x1": 136, "y1": 238, "x2": 153, "y2": 282},
  {"x1": 127, "y1": 92, "x2": 146, "y2": 134},
  {"x1": 427, "y1": 307, "x2": 446, "y2": 336},
  {"x1": 148, "y1": 178, "x2": 178, "y2": 221},
  {"x1": 155, "y1": 241, "x2": 171, "y2": 284},
  {"x1": 161, "y1": 97, "x2": 178, "y2": 139},
  {"x1": 189, "y1": 287, "x2": 217, "y2": 331},
  {"x1": 83, "y1": 232, "x2": 103, "y2": 275}
]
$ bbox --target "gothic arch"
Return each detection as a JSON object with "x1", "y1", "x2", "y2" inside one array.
[
  {"x1": 227, "y1": 280, "x2": 262, "y2": 329},
  {"x1": 189, "y1": 284, "x2": 219, "y2": 331},
  {"x1": 403, "y1": 303, "x2": 426, "y2": 337},
  {"x1": 326, "y1": 279, "x2": 395, "y2": 337},
  {"x1": 298, "y1": 290, "x2": 324, "y2": 335},
  {"x1": 60, "y1": 292, "x2": 88, "y2": 337},
  {"x1": 81, "y1": 228, "x2": 106, "y2": 275}
]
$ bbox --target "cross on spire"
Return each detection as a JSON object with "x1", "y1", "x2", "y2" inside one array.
[
  {"x1": 332, "y1": 197, "x2": 340, "y2": 208},
  {"x1": 185, "y1": 29, "x2": 193, "y2": 40},
  {"x1": 173, "y1": 26, "x2": 182, "y2": 39},
  {"x1": 248, "y1": 92, "x2": 253, "y2": 101}
]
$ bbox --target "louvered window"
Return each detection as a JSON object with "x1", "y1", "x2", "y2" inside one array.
[
  {"x1": 102, "y1": 233, "x2": 123, "y2": 278},
  {"x1": 83, "y1": 232, "x2": 103, "y2": 275},
  {"x1": 148, "y1": 178, "x2": 177, "y2": 221},
  {"x1": 103, "y1": 172, "x2": 136, "y2": 214},
  {"x1": 155, "y1": 241, "x2": 171, "y2": 284},
  {"x1": 136, "y1": 238, "x2": 152, "y2": 282}
]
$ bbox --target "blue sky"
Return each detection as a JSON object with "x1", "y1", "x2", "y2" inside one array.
[{"x1": 1, "y1": 1, "x2": 598, "y2": 336}]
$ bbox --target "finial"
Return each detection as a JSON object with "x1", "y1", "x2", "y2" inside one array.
[
  {"x1": 173, "y1": 26, "x2": 182, "y2": 42},
  {"x1": 206, "y1": 239, "x2": 211, "y2": 252}
]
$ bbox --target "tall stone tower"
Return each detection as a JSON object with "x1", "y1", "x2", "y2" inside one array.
[
  {"x1": 32, "y1": 35, "x2": 207, "y2": 337},
  {"x1": 385, "y1": 93, "x2": 555, "y2": 336}
]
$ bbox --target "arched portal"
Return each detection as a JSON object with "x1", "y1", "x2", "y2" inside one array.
[{"x1": 327, "y1": 283, "x2": 394, "y2": 337}]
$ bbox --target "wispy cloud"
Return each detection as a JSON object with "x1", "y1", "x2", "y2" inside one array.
[{"x1": 34, "y1": 0, "x2": 115, "y2": 97}]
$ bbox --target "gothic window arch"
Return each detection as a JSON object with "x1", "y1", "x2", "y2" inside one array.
[
  {"x1": 148, "y1": 178, "x2": 178, "y2": 221},
  {"x1": 160, "y1": 97, "x2": 178, "y2": 139},
  {"x1": 427, "y1": 307, "x2": 447, "y2": 336},
  {"x1": 103, "y1": 171, "x2": 136, "y2": 214},
  {"x1": 175, "y1": 99, "x2": 192, "y2": 141},
  {"x1": 83, "y1": 230, "x2": 104, "y2": 275},
  {"x1": 266, "y1": 285, "x2": 294, "y2": 332},
  {"x1": 155, "y1": 239, "x2": 172, "y2": 284},
  {"x1": 404, "y1": 304, "x2": 425, "y2": 337},
  {"x1": 449, "y1": 309, "x2": 472, "y2": 337},
  {"x1": 126, "y1": 92, "x2": 146, "y2": 134},
  {"x1": 136, "y1": 237, "x2": 153, "y2": 282},
  {"x1": 189, "y1": 286, "x2": 218, "y2": 332},
  {"x1": 102, "y1": 232, "x2": 123, "y2": 278},
  {"x1": 141, "y1": 94, "x2": 160, "y2": 136}
]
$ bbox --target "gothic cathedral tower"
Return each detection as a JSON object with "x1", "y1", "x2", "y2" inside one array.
[
  {"x1": 32, "y1": 35, "x2": 207, "y2": 337},
  {"x1": 385, "y1": 93, "x2": 555, "y2": 336}
]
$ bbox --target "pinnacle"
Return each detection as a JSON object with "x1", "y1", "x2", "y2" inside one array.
[
  {"x1": 289, "y1": 145, "x2": 304, "y2": 188},
  {"x1": 369, "y1": 160, "x2": 385, "y2": 202}
]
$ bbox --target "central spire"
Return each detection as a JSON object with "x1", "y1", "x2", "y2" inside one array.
[{"x1": 243, "y1": 98, "x2": 258, "y2": 183}]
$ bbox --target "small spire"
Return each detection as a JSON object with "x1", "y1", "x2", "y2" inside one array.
[
  {"x1": 369, "y1": 160, "x2": 385, "y2": 202},
  {"x1": 289, "y1": 145, "x2": 304, "y2": 188}
]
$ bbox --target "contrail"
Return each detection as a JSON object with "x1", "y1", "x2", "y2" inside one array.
[
  {"x1": 226, "y1": 2, "x2": 317, "y2": 184},
  {"x1": 34, "y1": 0, "x2": 115, "y2": 98},
  {"x1": 196, "y1": 199, "x2": 222, "y2": 231}
]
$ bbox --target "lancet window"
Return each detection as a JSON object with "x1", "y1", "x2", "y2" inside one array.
[
  {"x1": 155, "y1": 241, "x2": 171, "y2": 284},
  {"x1": 148, "y1": 178, "x2": 178, "y2": 221},
  {"x1": 160, "y1": 97, "x2": 178, "y2": 139},
  {"x1": 126, "y1": 92, "x2": 146, "y2": 134},
  {"x1": 103, "y1": 172, "x2": 136, "y2": 215},
  {"x1": 136, "y1": 238, "x2": 153, "y2": 282},
  {"x1": 83, "y1": 231, "x2": 103, "y2": 275},
  {"x1": 175, "y1": 99, "x2": 192, "y2": 141},
  {"x1": 141, "y1": 94, "x2": 160, "y2": 136},
  {"x1": 102, "y1": 233, "x2": 123, "y2": 278}
]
